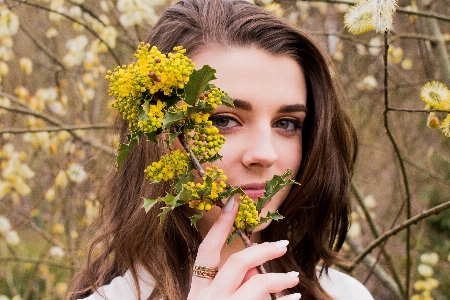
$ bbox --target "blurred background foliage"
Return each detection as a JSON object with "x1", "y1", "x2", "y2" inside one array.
[{"x1": 0, "y1": 0, "x2": 450, "y2": 299}]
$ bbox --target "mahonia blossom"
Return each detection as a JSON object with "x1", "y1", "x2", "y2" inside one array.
[
  {"x1": 106, "y1": 43, "x2": 195, "y2": 131},
  {"x1": 190, "y1": 124, "x2": 226, "y2": 162},
  {"x1": 235, "y1": 195, "x2": 260, "y2": 229},
  {"x1": 186, "y1": 166, "x2": 227, "y2": 211},
  {"x1": 137, "y1": 100, "x2": 166, "y2": 133},
  {"x1": 144, "y1": 149, "x2": 190, "y2": 182}
]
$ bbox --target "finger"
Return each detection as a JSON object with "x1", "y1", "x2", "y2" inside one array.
[
  {"x1": 277, "y1": 293, "x2": 302, "y2": 300},
  {"x1": 233, "y1": 272, "x2": 300, "y2": 300},
  {"x1": 190, "y1": 195, "x2": 238, "y2": 292},
  {"x1": 210, "y1": 240, "x2": 289, "y2": 294}
]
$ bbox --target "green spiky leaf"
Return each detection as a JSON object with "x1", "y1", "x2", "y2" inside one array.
[
  {"x1": 184, "y1": 65, "x2": 216, "y2": 106},
  {"x1": 256, "y1": 170, "x2": 298, "y2": 211},
  {"x1": 116, "y1": 131, "x2": 142, "y2": 171},
  {"x1": 162, "y1": 110, "x2": 186, "y2": 129},
  {"x1": 143, "y1": 198, "x2": 159, "y2": 212}
]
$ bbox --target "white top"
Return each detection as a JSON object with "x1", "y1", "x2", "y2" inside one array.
[{"x1": 80, "y1": 266, "x2": 374, "y2": 300}]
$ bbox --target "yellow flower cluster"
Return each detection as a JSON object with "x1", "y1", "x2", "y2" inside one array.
[
  {"x1": 106, "y1": 43, "x2": 195, "y2": 131},
  {"x1": 344, "y1": 2, "x2": 374, "y2": 35},
  {"x1": 137, "y1": 100, "x2": 166, "y2": 133},
  {"x1": 421, "y1": 81, "x2": 450, "y2": 111},
  {"x1": 186, "y1": 166, "x2": 227, "y2": 211},
  {"x1": 144, "y1": 149, "x2": 189, "y2": 182},
  {"x1": 201, "y1": 88, "x2": 226, "y2": 109},
  {"x1": 420, "y1": 81, "x2": 450, "y2": 138},
  {"x1": 235, "y1": 195, "x2": 259, "y2": 229},
  {"x1": 190, "y1": 124, "x2": 226, "y2": 161}
]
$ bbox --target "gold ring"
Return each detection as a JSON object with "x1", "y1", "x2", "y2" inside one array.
[{"x1": 192, "y1": 264, "x2": 219, "y2": 279}]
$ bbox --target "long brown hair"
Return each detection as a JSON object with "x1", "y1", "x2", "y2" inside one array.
[{"x1": 69, "y1": 1, "x2": 358, "y2": 299}]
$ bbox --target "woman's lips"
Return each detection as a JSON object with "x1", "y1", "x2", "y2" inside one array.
[{"x1": 239, "y1": 183, "x2": 266, "y2": 199}]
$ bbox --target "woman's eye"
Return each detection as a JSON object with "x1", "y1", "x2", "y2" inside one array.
[
  {"x1": 273, "y1": 119, "x2": 301, "y2": 131},
  {"x1": 209, "y1": 115, "x2": 239, "y2": 129}
]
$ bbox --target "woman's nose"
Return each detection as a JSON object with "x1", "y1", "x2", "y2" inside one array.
[{"x1": 241, "y1": 129, "x2": 278, "y2": 169}]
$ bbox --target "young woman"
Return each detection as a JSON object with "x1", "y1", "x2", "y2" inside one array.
[{"x1": 69, "y1": 0, "x2": 373, "y2": 299}]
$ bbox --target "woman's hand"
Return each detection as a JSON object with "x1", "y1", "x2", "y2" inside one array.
[{"x1": 188, "y1": 196, "x2": 301, "y2": 300}]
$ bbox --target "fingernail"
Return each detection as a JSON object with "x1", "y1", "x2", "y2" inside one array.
[
  {"x1": 288, "y1": 293, "x2": 301, "y2": 300},
  {"x1": 223, "y1": 195, "x2": 235, "y2": 213},
  {"x1": 286, "y1": 271, "x2": 299, "y2": 278},
  {"x1": 273, "y1": 240, "x2": 289, "y2": 249}
]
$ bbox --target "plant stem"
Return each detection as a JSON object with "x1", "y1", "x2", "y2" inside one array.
[
  {"x1": 178, "y1": 133, "x2": 277, "y2": 299},
  {"x1": 382, "y1": 30, "x2": 411, "y2": 298}
]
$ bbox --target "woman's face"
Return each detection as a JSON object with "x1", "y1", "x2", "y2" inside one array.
[{"x1": 193, "y1": 46, "x2": 307, "y2": 232}]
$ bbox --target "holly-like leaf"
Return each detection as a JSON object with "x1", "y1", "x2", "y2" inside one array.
[
  {"x1": 221, "y1": 93, "x2": 234, "y2": 107},
  {"x1": 191, "y1": 101, "x2": 215, "y2": 114},
  {"x1": 226, "y1": 230, "x2": 240, "y2": 246},
  {"x1": 162, "y1": 110, "x2": 186, "y2": 129},
  {"x1": 164, "y1": 93, "x2": 182, "y2": 107},
  {"x1": 190, "y1": 212, "x2": 204, "y2": 228},
  {"x1": 184, "y1": 65, "x2": 216, "y2": 106},
  {"x1": 166, "y1": 131, "x2": 181, "y2": 147},
  {"x1": 256, "y1": 170, "x2": 298, "y2": 211},
  {"x1": 157, "y1": 193, "x2": 187, "y2": 222},
  {"x1": 259, "y1": 211, "x2": 284, "y2": 225},
  {"x1": 143, "y1": 198, "x2": 159, "y2": 212},
  {"x1": 219, "y1": 186, "x2": 245, "y2": 200},
  {"x1": 116, "y1": 131, "x2": 142, "y2": 171},
  {"x1": 174, "y1": 171, "x2": 195, "y2": 194}
]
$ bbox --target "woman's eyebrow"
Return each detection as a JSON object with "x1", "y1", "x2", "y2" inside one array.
[
  {"x1": 278, "y1": 104, "x2": 307, "y2": 114},
  {"x1": 232, "y1": 99, "x2": 307, "y2": 114}
]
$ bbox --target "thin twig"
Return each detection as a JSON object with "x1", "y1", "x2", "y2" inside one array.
[
  {"x1": 0, "y1": 103, "x2": 115, "y2": 156},
  {"x1": 305, "y1": 0, "x2": 450, "y2": 23},
  {"x1": 351, "y1": 184, "x2": 405, "y2": 297},
  {"x1": 381, "y1": 30, "x2": 412, "y2": 298},
  {"x1": 0, "y1": 256, "x2": 72, "y2": 270},
  {"x1": 178, "y1": 133, "x2": 205, "y2": 177},
  {"x1": 386, "y1": 107, "x2": 450, "y2": 113},
  {"x1": 178, "y1": 132, "x2": 277, "y2": 299},
  {"x1": 348, "y1": 199, "x2": 450, "y2": 270},
  {"x1": 0, "y1": 124, "x2": 115, "y2": 134},
  {"x1": 16, "y1": 0, "x2": 121, "y2": 65}
]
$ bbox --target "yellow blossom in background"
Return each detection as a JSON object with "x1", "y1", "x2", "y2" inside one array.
[
  {"x1": 265, "y1": 3, "x2": 284, "y2": 17},
  {"x1": 417, "y1": 264, "x2": 434, "y2": 277},
  {"x1": 0, "y1": 97, "x2": 10, "y2": 115},
  {"x1": 0, "y1": 8, "x2": 20, "y2": 37},
  {"x1": 420, "y1": 252, "x2": 439, "y2": 266},
  {"x1": 55, "y1": 282, "x2": 68, "y2": 297},
  {"x1": 55, "y1": 170, "x2": 69, "y2": 188},
  {"x1": 357, "y1": 75, "x2": 378, "y2": 91},
  {"x1": 63, "y1": 35, "x2": 89, "y2": 68},
  {"x1": 100, "y1": 26, "x2": 118, "y2": 48},
  {"x1": 440, "y1": 114, "x2": 450, "y2": 138},
  {"x1": 52, "y1": 223, "x2": 65, "y2": 234},
  {"x1": 49, "y1": 246, "x2": 65, "y2": 258},
  {"x1": 421, "y1": 81, "x2": 450, "y2": 110},
  {"x1": 14, "y1": 86, "x2": 30, "y2": 100},
  {"x1": 117, "y1": 0, "x2": 161, "y2": 27},
  {"x1": 19, "y1": 57, "x2": 33, "y2": 75},
  {"x1": 45, "y1": 187, "x2": 56, "y2": 202},
  {"x1": 66, "y1": 163, "x2": 88, "y2": 183},
  {"x1": 0, "y1": 215, "x2": 11, "y2": 232},
  {"x1": 401, "y1": 58, "x2": 413, "y2": 70},
  {"x1": 5, "y1": 230, "x2": 20, "y2": 245},
  {"x1": 344, "y1": 1, "x2": 373, "y2": 35},
  {"x1": 388, "y1": 46, "x2": 403, "y2": 64},
  {"x1": 45, "y1": 28, "x2": 59, "y2": 38},
  {"x1": 427, "y1": 112, "x2": 440, "y2": 129},
  {"x1": 70, "y1": 230, "x2": 79, "y2": 239}
]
